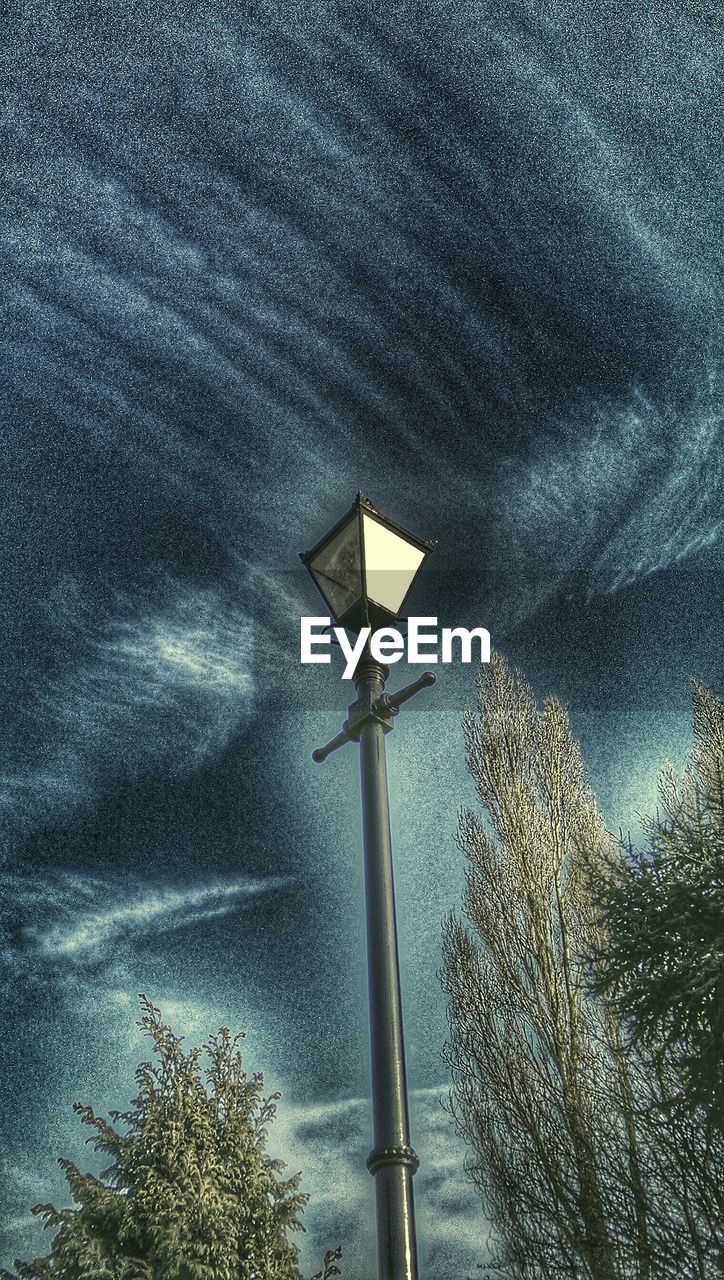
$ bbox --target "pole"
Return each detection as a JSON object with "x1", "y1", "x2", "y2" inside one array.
[
  {"x1": 312, "y1": 655, "x2": 434, "y2": 1277},
  {"x1": 355, "y1": 651, "x2": 419, "y2": 1280}
]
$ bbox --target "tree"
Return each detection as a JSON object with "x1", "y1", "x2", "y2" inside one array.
[
  {"x1": 441, "y1": 654, "x2": 722, "y2": 1280},
  {"x1": 592, "y1": 682, "x2": 724, "y2": 1129},
  {"x1": 2, "y1": 997, "x2": 341, "y2": 1280}
]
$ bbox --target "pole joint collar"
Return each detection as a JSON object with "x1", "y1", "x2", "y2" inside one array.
[{"x1": 366, "y1": 1144, "x2": 420, "y2": 1176}]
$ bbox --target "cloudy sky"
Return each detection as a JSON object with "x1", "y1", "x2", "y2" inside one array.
[{"x1": 1, "y1": 2, "x2": 721, "y2": 1275}]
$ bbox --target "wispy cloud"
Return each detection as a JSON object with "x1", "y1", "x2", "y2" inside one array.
[
  {"x1": 2, "y1": 869, "x2": 287, "y2": 966},
  {"x1": 590, "y1": 397, "x2": 722, "y2": 593},
  {"x1": 493, "y1": 381, "x2": 722, "y2": 618},
  {"x1": 39, "y1": 878, "x2": 285, "y2": 959},
  {"x1": 0, "y1": 579, "x2": 255, "y2": 835}
]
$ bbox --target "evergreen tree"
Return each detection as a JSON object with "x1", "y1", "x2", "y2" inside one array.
[
  {"x1": 593, "y1": 681, "x2": 724, "y2": 1129},
  {"x1": 441, "y1": 654, "x2": 722, "y2": 1279},
  {"x1": 2, "y1": 998, "x2": 341, "y2": 1280}
]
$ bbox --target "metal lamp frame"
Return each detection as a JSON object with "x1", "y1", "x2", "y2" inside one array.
[{"x1": 299, "y1": 491, "x2": 436, "y2": 633}]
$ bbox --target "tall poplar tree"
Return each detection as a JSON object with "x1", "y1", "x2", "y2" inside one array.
[{"x1": 441, "y1": 654, "x2": 722, "y2": 1279}]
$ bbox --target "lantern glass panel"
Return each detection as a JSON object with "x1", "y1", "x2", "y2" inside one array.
[
  {"x1": 309, "y1": 515, "x2": 362, "y2": 619},
  {"x1": 362, "y1": 512, "x2": 426, "y2": 615}
]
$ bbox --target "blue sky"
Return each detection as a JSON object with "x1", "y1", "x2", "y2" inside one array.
[{"x1": 1, "y1": 2, "x2": 722, "y2": 1275}]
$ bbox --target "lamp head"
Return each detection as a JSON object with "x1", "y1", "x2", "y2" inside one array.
[{"x1": 300, "y1": 492, "x2": 436, "y2": 633}]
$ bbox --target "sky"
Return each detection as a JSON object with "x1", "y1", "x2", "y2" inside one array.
[{"x1": 1, "y1": 1, "x2": 722, "y2": 1276}]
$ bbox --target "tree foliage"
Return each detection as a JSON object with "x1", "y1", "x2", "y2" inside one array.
[
  {"x1": 593, "y1": 681, "x2": 724, "y2": 1128},
  {"x1": 2, "y1": 998, "x2": 341, "y2": 1280},
  {"x1": 442, "y1": 654, "x2": 723, "y2": 1280}
]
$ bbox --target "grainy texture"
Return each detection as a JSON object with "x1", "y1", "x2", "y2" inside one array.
[{"x1": 1, "y1": 2, "x2": 721, "y2": 1273}]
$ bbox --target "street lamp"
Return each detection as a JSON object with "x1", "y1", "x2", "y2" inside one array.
[{"x1": 300, "y1": 492, "x2": 436, "y2": 1280}]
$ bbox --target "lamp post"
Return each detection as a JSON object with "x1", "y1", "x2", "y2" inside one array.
[{"x1": 300, "y1": 492, "x2": 436, "y2": 1280}]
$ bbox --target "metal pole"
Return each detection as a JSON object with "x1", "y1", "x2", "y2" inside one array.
[{"x1": 355, "y1": 651, "x2": 419, "y2": 1280}]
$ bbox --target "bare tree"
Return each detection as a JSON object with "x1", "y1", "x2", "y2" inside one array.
[{"x1": 442, "y1": 654, "x2": 722, "y2": 1279}]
